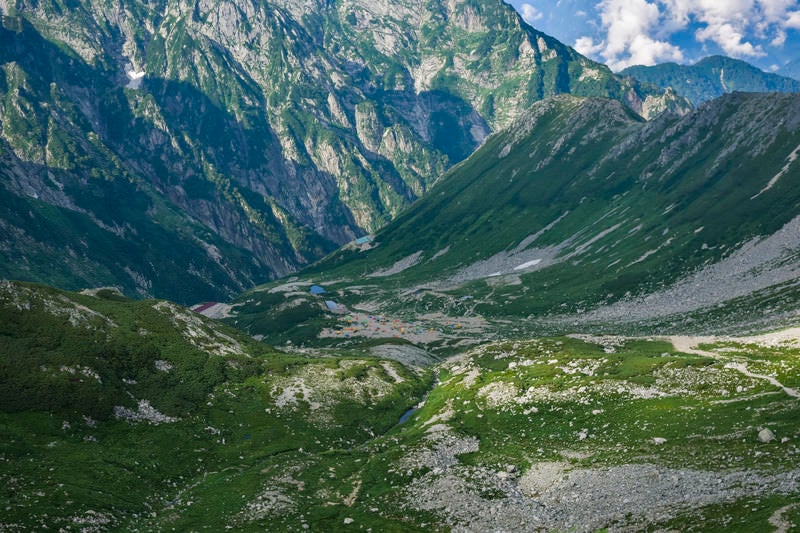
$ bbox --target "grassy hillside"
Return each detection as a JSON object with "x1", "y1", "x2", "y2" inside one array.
[
  {"x1": 0, "y1": 281, "x2": 431, "y2": 530},
  {"x1": 4, "y1": 282, "x2": 798, "y2": 530},
  {"x1": 381, "y1": 333, "x2": 800, "y2": 531},
  {"x1": 233, "y1": 92, "x2": 800, "y2": 344}
]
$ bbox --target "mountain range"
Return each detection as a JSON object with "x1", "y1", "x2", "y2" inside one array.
[
  {"x1": 780, "y1": 57, "x2": 800, "y2": 81},
  {"x1": 621, "y1": 55, "x2": 800, "y2": 106},
  {"x1": 3, "y1": 1, "x2": 800, "y2": 531},
  {"x1": 244, "y1": 91, "x2": 800, "y2": 343},
  {"x1": 0, "y1": 0, "x2": 688, "y2": 304}
]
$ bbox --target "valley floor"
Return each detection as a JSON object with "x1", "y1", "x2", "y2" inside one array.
[
  {"x1": 5, "y1": 325, "x2": 800, "y2": 531},
  {"x1": 375, "y1": 332, "x2": 800, "y2": 532}
]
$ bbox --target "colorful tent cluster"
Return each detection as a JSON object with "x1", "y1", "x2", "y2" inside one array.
[{"x1": 192, "y1": 302, "x2": 218, "y2": 314}]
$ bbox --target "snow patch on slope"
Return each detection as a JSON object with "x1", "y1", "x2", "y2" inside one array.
[{"x1": 125, "y1": 64, "x2": 145, "y2": 89}]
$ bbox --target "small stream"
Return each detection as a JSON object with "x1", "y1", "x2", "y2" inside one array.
[{"x1": 398, "y1": 371, "x2": 439, "y2": 425}]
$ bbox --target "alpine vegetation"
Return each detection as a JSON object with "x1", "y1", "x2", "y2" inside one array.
[{"x1": 1, "y1": 0, "x2": 799, "y2": 531}]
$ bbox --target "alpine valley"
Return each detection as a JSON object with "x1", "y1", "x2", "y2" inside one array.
[
  {"x1": 0, "y1": 0, "x2": 687, "y2": 303},
  {"x1": 2, "y1": 1, "x2": 800, "y2": 532}
]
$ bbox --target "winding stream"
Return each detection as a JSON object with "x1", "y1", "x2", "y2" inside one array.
[{"x1": 398, "y1": 371, "x2": 439, "y2": 425}]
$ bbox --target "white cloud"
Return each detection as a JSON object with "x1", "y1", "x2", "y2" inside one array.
[
  {"x1": 627, "y1": 34, "x2": 686, "y2": 66},
  {"x1": 686, "y1": 0, "x2": 765, "y2": 57},
  {"x1": 758, "y1": 0, "x2": 797, "y2": 22},
  {"x1": 576, "y1": 0, "x2": 684, "y2": 69},
  {"x1": 787, "y1": 10, "x2": 800, "y2": 29},
  {"x1": 597, "y1": 0, "x2": 661, "y2": 58},
  {"x1": 771, "y1": 30, "x2": 787, "y2": 46},
  {"x1": 574, "y1": 35, "x2": 606, "y2": 56},
  {"x1": 519, "y1": 3, "x2": 544, "y2": 25},
  {"x1": 696, "y1": 22, "x2": 765, "y2": 57},
  {"x1": 574, "y1": 0, "x2": 799, "y2": 71}
]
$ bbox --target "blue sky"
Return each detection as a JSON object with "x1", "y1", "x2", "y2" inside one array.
[{"x1": 505, "y1": 0, "x2": 800, "y2": 73}]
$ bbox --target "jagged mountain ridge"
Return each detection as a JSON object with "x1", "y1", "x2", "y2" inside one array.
[
  {"x1": 274, "y1": 91, "x2": 800, "y2": 337},
  {"x1": 0, "y1": 0, "x2": 687, "y2": 303},
  {"x1": 621, "y1": 55, "x2": 800, "y2": 106}
]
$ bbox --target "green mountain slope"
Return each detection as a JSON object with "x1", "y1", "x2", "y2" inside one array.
[
  {"x1": 780, "y1": 57, "x2": 800, "y2": 81},
  {"x1": 0, "y1": 280, "x2": 431, "y2": 530},
  {"x1": 240, "y1": 92, "x2": 800, "y2": 342},
  {"x1": 621, "y1": 55, "x2": 800, "y2": 105},
  {"x1": 0, "y1": 0, "x2": 688, "y2": 303},
  {"x1": 4, "y1": 281, "x2": 799, "y2": 530}
]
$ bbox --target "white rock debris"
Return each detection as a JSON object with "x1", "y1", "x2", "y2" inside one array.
[
  {"x1": 153, "y1": 301, "x2": 246, "y2": 356},
  {"x1": 759, "y1": 428, "x2": 777, "y2": 443},
  {"x1": 113, "y1": 400, "x2": 178, "y2": 424}
]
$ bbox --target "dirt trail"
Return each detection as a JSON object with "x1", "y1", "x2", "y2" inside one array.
[
  {"x1": 724, "y1": 362, "x2": 800, "y2": 399},
  {"x1": 768, "y1": 502, "x2": 798, "y2": 533},
  {"x1": 667, "y1": 336, "x2": 719, "y2": 358},
  {"x1": 665, "y1": 335, "x2": 800, "y2": 400}
]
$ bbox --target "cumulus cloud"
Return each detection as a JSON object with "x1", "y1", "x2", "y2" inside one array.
[
  {"x1": 574, "y1": 0, "x2": 684, "y2": 69},
  {"x1": 519, "y1": 3, "x2": 544, "y2": 25},
  {"x1": 696, "y1": 22, "x2": 765, "y2": 58},
  {"x1": 771, "y1": 30, "x2": 787, "y2": 47},
  {"x1": 574, "y1": 0, "x2": 799, "y2": 71},
  {"x1": 574, "y1": 36, "x2": 605, "y2": 56},
  {"x1": 787, "y1": 10, "x2": 800, "y2": 29}
]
